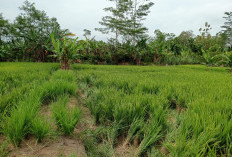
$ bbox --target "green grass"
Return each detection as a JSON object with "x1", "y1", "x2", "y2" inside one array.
[
  {"x1": 73, "y1": 64, "x2": 232, "y2": 156},
  {"x1": 51, "y1": 95, "x2": 81, "y2": 135},
  {"x1": 31, "y1": 115, "x2": 52, "y2": 143},
  {"x1": 0, "y1": 63, "x2": 77, "y2": 146},
  {"x1": 0, "y1": 62, "x2": 58, "y2": 114},
  {"x1": 0, "y1": 63, "x2": 232, "y2": 156}
]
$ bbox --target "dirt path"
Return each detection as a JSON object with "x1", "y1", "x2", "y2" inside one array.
[
  {"x1": 75, "y1": 92, "x2": 96, "y2": 133},
  {"x1": 114, "y1": 145, "x2": 138, "y2": 157},
  {"x1": 8, "y1": 135, "x2": 87, "y2": 157},
  {"x1": 76, "y1": 90, "x2": 140, "y2": 157}
]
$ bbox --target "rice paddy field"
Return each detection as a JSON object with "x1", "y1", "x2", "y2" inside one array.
[{"x1": 0, "y1": 62, "x2": 232, "y2": 157}]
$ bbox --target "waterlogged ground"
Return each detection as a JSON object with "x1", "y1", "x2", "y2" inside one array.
[{"x1": 0, "y1": 63, "x2": 232, "y2": 156}]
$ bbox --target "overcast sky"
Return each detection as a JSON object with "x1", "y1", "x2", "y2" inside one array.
[{"x1": 1, "y1": 0, "x2": 232, "y2": 40}]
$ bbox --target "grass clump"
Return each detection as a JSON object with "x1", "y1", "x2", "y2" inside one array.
[
  {"x1": 1, "y1": 69, "x2": 77, "y2": 146},
  {"x1": 123, "y1": 117, "x2": 144, "y2": 147},
  {"x1": 1, "y1": 107, "x2": 27, "y2": 146},
  {"x1": 81, "y1": 129, "x2": 114, "y2": 157},
  {"x1": 51, "y1": 96, "x2": 81, "y2": 135},
  {"x1": 1, "y1": 92, "x2": 41, "y2": 146},
  {"x1": 138, "y1": 120, "x2": 163, "y2": 156},
  {"x1": 41, "y1": 80, "x2": 76, "y2": 104},
  {"x1": 31, "y1": 115, "x2": 52, "y2": 143},
  {"x1": 0, "y1": 63, "x2": 58, "y2": 115}
]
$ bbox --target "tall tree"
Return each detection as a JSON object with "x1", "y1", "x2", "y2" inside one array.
[
  {"x1": 95, "y1": 0, "x2": 130, "y2": 48},
  {"x1": 178, "y1": 30, "x2": 195, "y2": 50},
  {"x1": 12, "y1": 0, "x2": 68, "y2": 61},
  {"x1": 221, "y1": 12, "x2": 232, "y2": 50},
  {"x1": 122, "y1": 0, "x2": 154, "y2": 44},
  {"x1": 83, "y1": 29, "x2": 92, "y2": 38},
  {"x1": 149, "y1": 29, "x2": 168, "y2": 63},
  {"x1": 0, "y1": 13, "x2": 10, "y2": 44},
  {"x1": 96, "y1": 0, "x2": 153, "y2": 45},
  {"x1": 195, "y1": 22, "x2": 213, "y2": 53},
  {"x1": 0, "y1": 13, "x2": 11, "y2": 61}
]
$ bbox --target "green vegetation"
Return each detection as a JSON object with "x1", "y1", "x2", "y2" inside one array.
[
  {"x1": 51, "y1": 33, "x2": 81, "y2": 70},
  {"x1": 0, "y1": 0, "x2": 232, "y2": 156},
  {"x1": 0, "y1": 62, "x2": 58, "y2": 119},
  {"x1": 31, "y1": 115, "x2": 52, "y2": 143},
  {"x1": 0, "y1": 63, "x2": 232, "y2": 156},
  {"x1": 74, "y1": 64, "x2": 232, "y2": 156},
  {"x1": 0, "y1": 63, "x2": 80, "y2": 147},
  {"x1": 51, "y1": 96, "x2": 81, "y2": 135},
  {"x1": 0, "y1": 1, "x2": 231, "y2": 68}
]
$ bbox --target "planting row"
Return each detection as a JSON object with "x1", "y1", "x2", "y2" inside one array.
[
  {"x1": 74, "y1": 64, "x2": 232, "y2": 156},
  {"x1": 0, "y1": 68, "x2": 81, "y2": 147},
  {"x1": 0, "y1": 63, "x2": 58, "y2": 115}
]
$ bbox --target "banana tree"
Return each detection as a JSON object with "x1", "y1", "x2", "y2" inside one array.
[
  {"x1": 202, "y1": 49, "x2": 218, "y2": 71},
  {"x1": 135, "y1": 39, "x2": 148, "y2": 65},
  {"x1": 0, "y1": 44, "x2": 10, "y2": 61},
  {"x1": 226, "y1": 52, "x2": 232, "y2": 71},
  {"x1": 51, "y1": 33, "x2": 80, "y2": 70},
  {"x1": 219, "y1": 52, "x2": 232, "y2": 72}
]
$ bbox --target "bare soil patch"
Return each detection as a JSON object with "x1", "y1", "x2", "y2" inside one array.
[
  {"x1": 114, "y1": 145, "x2": 138, "y2": 157},
  {"x1": 8, "y1": 136, "x2": 87, "y2": 157},
  {"x1": 0, "y1": 135, "x2": 6, "y2": 143},
  {"x1": 75, "y1": 91, "x2": 96, "y2": 131}
]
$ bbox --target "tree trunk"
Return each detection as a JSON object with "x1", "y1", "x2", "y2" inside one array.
[
  {"x1": 86, "y1": 48, "x2": 89, "y2": 55},
  {"x1": 131, "y1": 53, "x2": 135, "y2": 61},
  {"x1": 63, "y1": 57, "x2": 69, "y2": 70},
  {"x1": 136, "y1": 56, "x2": 141, "y2": 65},
  {"x1": 153, "y1": 52, "x2": 160, "y2": 64},
  {"x1": 59, "y1": 60, "x2": 63, "y2": 69}
]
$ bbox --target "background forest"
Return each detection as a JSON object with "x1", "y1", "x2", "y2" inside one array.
[{"x1": 0, "y1": 1, "x2": 231, "y2": 68}]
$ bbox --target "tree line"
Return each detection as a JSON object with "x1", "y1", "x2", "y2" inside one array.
[{"x1": 0, "y1": 1, "x2": 231, "y2": 69}]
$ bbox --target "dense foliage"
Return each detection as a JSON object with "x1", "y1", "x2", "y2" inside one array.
[
  {"x1": 0, "y1": 1, "x2": 68, "y2": 62},
  {"x1": 0, "y1": 1, "x2": 231, "y2": 68}
]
